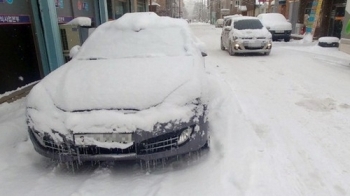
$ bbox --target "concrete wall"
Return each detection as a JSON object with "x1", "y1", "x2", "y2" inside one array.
[{"x1": 340, "y1": 0, "x2": 350, "y2": 54}]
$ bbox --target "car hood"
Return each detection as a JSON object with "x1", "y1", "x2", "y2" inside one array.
[
  {"x1": 233, "y1": 28, "x2": 271, "y2": 38},
  {"x1": 35, "y1": 56, "x2": 199, "y2": 112},
  {"x1": 262, "y1": 21, "x2": 292, "y2": 30}
]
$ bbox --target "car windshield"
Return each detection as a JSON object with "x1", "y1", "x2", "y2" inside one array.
[
  {"x1": 76, "y1": 27, "x2": 189, "y2": 59},
  {"x1": 234, "y1": 19, "x2": 263, "y2": 30}
]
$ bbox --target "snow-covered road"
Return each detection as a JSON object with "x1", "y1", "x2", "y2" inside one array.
[{"x1": 1, "y1": 23, "x2": 350, "y2": 196}]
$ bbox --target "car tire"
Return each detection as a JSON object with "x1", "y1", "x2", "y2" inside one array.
[
  {"x1": 220, "y1": 38, "x2": 225, "y2": 51},
  {"x1": 284, "y1": 37, "x2": 290, "y2": 42},
  {"x1": 265, "y1": 51, "x2": 270, "y2": 55},
  {"x1": 228, "y1": 42, "x2": 235, "y2": 56}
]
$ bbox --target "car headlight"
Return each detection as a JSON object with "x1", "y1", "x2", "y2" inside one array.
[{"x1": 177, "y1": 126, "x2": 194, "y2": 145}]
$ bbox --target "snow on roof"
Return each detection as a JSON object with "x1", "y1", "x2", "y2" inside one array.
[
  {"x1": 233, "y1": 16, "x2": 259, "y2": 22},
  {"x1": 152, "y1": 2, "x2": 160, "y2": 6},
  {"x1": 238, "y1": 5, "x2": 247, "y2": 11},
  {"x1": 64, "y1": 17, "x2": 92, "y2": 26},
  {"x1": 224, "y1": 14, "x2": 242, "y2": 19},
  {"x1": 258, "y1": 13, "x2": 287, "y2": 22}
]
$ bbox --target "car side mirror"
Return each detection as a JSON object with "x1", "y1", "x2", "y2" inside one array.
[
  {"x1": 224, "y1": 26, "x2": 232, "y2": 31},
  {"x1": 69, "y1": 45, "x2": 81, "y2": 59},
  {"x1": 195, "y1": 41, "x2": 208, "y2": 57}
]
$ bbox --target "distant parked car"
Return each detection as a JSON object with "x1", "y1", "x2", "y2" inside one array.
[
  {"x1": 27, "y1": 12, "x2": 210, "y2": 163},
  {"x1": 221, "y1": 16, "x2": 272, "y2": 56},
  {"x1": 318, "y1": 36, "x2": 340, "y2": 47},
  {"x1": 257, "y1": 13, "x2": 292, "y2": 42},
  {"x1": 215, "y1": 19, "x2": 224, "y2": 28}
]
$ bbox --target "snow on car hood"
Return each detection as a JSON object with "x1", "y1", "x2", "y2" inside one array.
[
  {"x1": 233, "y1": 28, "x2": 271, "y2": 38},
  {"x1": 262, "y1": 21, "x2": 292, "y2": 30},
  {"x1": 35, "y1": 56, "x2": 198, "y2": 112}
]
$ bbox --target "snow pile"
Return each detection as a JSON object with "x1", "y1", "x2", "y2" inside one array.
[
  {"x1": 299, "y1": 33, "x2": 313, "y2": 44},
  {"x1": 65, "y1": 17, "x2": 91, "y2": 26},
  {"x1": 69, "y1": 45, "x2": 80, "y2": 58}
]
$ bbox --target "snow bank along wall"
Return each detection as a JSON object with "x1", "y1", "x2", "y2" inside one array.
[{"x1": 340, "y1": 0, "x2": 350, "y2": 54}]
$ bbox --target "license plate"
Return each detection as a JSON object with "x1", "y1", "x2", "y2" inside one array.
[
  {"x1": 74, "y1": 133, "x2": 133, "y2": 146},
  {"x1": 275, "y1": 30, "x2": 284, "y2": 33},
  {"x1": 247, "y1": 42, "x2": 262, "y2": 47}
]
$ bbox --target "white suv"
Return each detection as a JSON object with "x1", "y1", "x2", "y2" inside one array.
[
  {"x1": 220, "y1": 16, "x2": 272, "y2": 56},
  {"x1": 257, "y1": 13, "x2": 292, "y2": 42}
]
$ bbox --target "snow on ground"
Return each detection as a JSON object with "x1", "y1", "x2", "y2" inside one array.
[{"x1": 1, "y1": 23, "x2": 350, "y2": 196}]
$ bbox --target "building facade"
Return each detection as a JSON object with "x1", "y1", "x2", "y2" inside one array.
[{"x1": 209, "y1": 0, "x2": 255, "y2": 23}]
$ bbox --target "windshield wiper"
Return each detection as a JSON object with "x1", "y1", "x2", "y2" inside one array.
[{"x1": 79, "y1": 57, "x2": 107, "y2": 60}]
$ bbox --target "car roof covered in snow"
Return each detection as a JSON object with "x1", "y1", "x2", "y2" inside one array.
[
  {"x1": 232, "y1": 16, "x2": 260, "y2": 22},
  {"x1": 257, "y1": 13, "x2": 287, "y2": 22},
  {"x1": 75, "y1": 12, "x2": 198, "y2": 59}
]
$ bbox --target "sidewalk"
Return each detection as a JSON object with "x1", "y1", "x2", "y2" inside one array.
[
  {"x1": 291, "y1": 34, "x2": 304, "y2": 40},
  {"x1": 0, "y1": 82, "x2": 37, "y2": 104}
]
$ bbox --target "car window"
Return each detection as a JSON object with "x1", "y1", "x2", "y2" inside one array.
[
  {"x1": 225, "y1": 19, "x2": 232, "y2": 27},
  {"x1": 233, "y1": 19, "x2": 263, "y2": 30}
]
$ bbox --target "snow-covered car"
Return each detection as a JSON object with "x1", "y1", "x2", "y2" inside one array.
[
  {"x1": 26, "y1": 12, "x2": 210, "y2": 163},
  {"x1": 257, "y1": 13, "x2": 292, "y2": 42},
  {"x1": 220, "y1": 16, "x2": 272, "y2": 55}
]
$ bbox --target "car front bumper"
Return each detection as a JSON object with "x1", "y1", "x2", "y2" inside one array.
[
  {"x1": 231, "y1": 40, "x2": 272, "y2": 53},
  {"x1": 270, "y1": 30, "x2": 291, "y2": 39},
  {"x1": 28, "y1": 114, "x2": 209, "y2": 162}
]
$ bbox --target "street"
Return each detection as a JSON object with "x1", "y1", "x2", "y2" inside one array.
[{"x1": 1, "y1": 23, "x2": 350, "y2": 196}]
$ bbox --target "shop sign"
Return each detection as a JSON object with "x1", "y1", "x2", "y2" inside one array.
[
  {"x1": 0, "y1": 15, "x2": 30, "y2": 24},
  {"x1": 57, "y1": 16, "x2": 74, "y2": 23},
  {"x1": 83, "y1": 2, "x2": 88, "y2": 11},
  {"x1": 55, "y1": 0, "x2": 64, "y2": 8}
]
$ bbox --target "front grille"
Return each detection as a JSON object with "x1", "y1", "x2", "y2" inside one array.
[
  {"x1": 138, "y1": 136, "x2": 179, "y2": 155},
  {"x1": 32, "y1": 125, "x2": 196, "y2": 156},
  {"x1": 136, "y1": 127, "x2": 194, "y2": 155},
  {"x1": 245, "y1": 46, "x2": 265, "y2": 50}
]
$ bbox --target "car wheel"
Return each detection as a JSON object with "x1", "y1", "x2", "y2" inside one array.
[
  {"x1": 220, "y1": 38, "x2": 225, "y2": 51},
  {"x1": 284, "y1": 37, "x2": 290, "y2": 42},
  {"x1": 228, "y1": 42, "x2": 235, "y2": 56},
  {"x1": 265, "y1": 51, "x2": 270, "y2": 56}
]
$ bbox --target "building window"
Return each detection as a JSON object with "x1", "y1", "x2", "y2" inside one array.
[
  {"x1": 107, "y1": 0, "x2": 131, "y2": 20},
  {"x1": 235, "y1": 0, "x2": 240, "y2": 6},
  {"x1": 137, "y1": 0, "x2": 146, "y2": 12}
]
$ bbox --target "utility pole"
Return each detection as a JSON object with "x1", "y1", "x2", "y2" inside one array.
[
  {"x1": 179, "y1": 0, "x2": 181, "y2": 18},
  {"x1": 273, "y1": 0, "x2": 279, "y2": 13}
]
